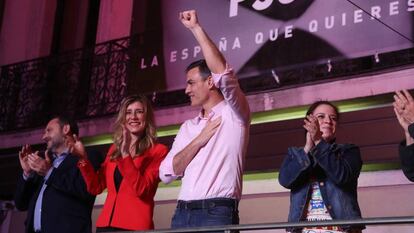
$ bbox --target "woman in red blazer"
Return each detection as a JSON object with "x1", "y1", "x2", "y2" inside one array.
[{"x1": 71, "y1": 94, "x2": 168, "y2": 232}]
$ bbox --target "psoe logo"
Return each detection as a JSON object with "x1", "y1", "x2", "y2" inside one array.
[{"x1": 229, "y1": 0, "x2": 296, "y2": 17}]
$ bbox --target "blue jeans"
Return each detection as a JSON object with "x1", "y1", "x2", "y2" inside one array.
[{"x1": 171, "y1": 198, "x2": 239, "y2": 232}]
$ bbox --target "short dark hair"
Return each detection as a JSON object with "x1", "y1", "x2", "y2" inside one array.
[
  {"x1": 185, "y1": 59, "x2": 211, "y2": 80},
  {"x1": 53, "y1": 115, "x2": 79, "y2": 136},
  {"x1": 306, "y1": 100, "x2": 340, "y2": 120}
]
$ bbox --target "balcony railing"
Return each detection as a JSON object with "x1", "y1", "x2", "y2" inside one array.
[
  {"x1": 1, "y1": 33, "x2": 414, "y2": 133},
  {"x1": 105, "y1": 216, "x2": 414, "y2": 232},
  {"x1": 0, "y1": 35, "x2": 132, "y2": 132}
]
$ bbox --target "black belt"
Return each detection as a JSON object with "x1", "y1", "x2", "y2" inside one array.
[{"x1": 177, "y1": 198, "x2": 238, "y2": 210}]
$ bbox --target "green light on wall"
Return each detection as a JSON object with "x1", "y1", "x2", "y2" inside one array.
[
  {"x1": 251, "y1": 95, "x2": 391, "y2": 125},
  {"x1": 158, "y1": 162, "x2": 401, "y2": 188},
  {"x1": 82, "y1": 134, "x2": 113, "y2": 147},
  {"x1": 82, "y1": 95, "x2": 392, "y2": 146},
  {"x1": 157, "y1": 125, "x2": 181, "y2": 137}
]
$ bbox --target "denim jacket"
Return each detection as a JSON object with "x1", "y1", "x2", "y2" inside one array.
[{"x1": 278, "y1": 140, "x2": 364, "y2": 232}]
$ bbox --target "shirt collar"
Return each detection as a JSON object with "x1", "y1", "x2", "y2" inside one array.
[
  {"x1": 52, "y1": 149, "x2": 69, "y2": 168},
  {"x1": 195, "y1": 100, "x2": 226, "y2": 124}
]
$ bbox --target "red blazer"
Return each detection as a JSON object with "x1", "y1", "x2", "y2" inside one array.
[{"x1": 79, "y1": 143, "x2": 168, "y2": 230}]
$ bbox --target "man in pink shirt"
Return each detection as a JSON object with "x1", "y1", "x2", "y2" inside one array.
[{"x1": 159, "y1": 10, "x2": 251, "y2": 229}]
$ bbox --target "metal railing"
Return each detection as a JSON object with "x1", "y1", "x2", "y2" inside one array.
[
  {"x1": 107, "y1": 216, "x2": 414, "y2": 232},
  {"x1": 1, "y1": 32, "x2": 414, "y2": 132},
  {"x1": 0, "y1": 35, "x2": 133, "y2": 131}
]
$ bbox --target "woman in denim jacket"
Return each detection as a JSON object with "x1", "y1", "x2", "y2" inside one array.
[{"x1": 279, "y1": 101, "x2": 364, "y2": 233}]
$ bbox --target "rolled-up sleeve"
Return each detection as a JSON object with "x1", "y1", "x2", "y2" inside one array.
[{"x1": 212, "y1": 64, "x2": 250, "y2": 125}]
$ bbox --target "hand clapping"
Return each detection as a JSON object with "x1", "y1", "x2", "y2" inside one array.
[
  {"x1": 27, "y1": 150, "x2": 52, "y2": 177},
  {"x1": 394, "y1": 90, "x2": 414, "y2": 128},
  {"x1": 303, "y1": 115, "x2": 322, "y2": 153}
]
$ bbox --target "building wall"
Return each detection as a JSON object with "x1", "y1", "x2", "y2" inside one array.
[
  {"x1": 0, "y1": 0, "x2": 135, "y2": 66},
  {"x1": 0, "y1": 0, "x2": 56, "y2": 65},
  {"x1": 95, "y1": 0, "x2": 133, "y2": 43}
]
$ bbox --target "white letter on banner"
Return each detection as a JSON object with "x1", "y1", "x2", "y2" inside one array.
[
  {"x1": 255, "y1": 32, "x2": 264, "y2": 44},
  {"x1": 232, "y1": 37, "x2": 241, "y2": 49},
  {"x1": 409, "y1": 0, "x2": 414, "y2": 11},
  {"x1": 269, "y1": 28, "x2": 279, "y2": 41},
  {"x1": 325, "y1": 16, "x2": 334, "y2": 29},
  {"x1": 389, "y1": 1, "x2": 399, "y2": 15},
  {"x1": 193, "y1": 46, "x2": 201, "y2": 57},
  {"x1": 309, "y1": 20, "x2": 318, "y2": 32},
  {"x1": 371, "y1": 6, "x2": 381, "y2": 19},
  {"x1": 354, "y1": 9, "x2": 363, "y2": 23},
  {"x1": 140, "y1": 58, "x2": 147, "y2": 69},
  {"x1": 341, "y1": 13, "x2": 347, "y2": 26},
  {"x1": 284, "y1": 25, "x2": 293, "y2": 38},
  {"x1": 279, "y1": 0, "x2": 295, "y2": 4},
  {"x1": 151, "y1": 56, "x2": 158, "y2": 67},
  {"x1": 170, "y1": 51, "x2": 177, "y2": 62},
  {"x1": 181, "y1": 48, "x2": 189, "y2": 60},
  {"x1": 252, "y1": 0, "x2": 273, "y2": 11},
  {"x1": 219, "y1": 37, "x2": 227, "y2": 52},
  {"x1": 229, "y1": 0, "x2": 246, "y2": 17}
]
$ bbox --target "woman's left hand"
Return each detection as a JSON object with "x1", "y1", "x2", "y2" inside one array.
[{"x1": 66, "y1": 134, "x2": 87, "y2": 159}]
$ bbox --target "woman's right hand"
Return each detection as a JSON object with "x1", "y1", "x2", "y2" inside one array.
[{"x1": 304, "y1": 114, "x2": 323, "y2": 141}]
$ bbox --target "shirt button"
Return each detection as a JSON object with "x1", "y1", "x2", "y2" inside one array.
[
  {"x1": 319, "y1": 182, "x2": 324, "y2": 186},
  {"x1": 327, "y1": 205, "x2": 332, "y2": 210}
]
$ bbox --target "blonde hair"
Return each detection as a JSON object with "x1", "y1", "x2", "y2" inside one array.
[{"x1": 110, "y1": 94, "x2": 157, "y2": 160}]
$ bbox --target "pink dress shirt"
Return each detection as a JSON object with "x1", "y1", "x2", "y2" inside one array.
[{"x1": 159, "y1": 66, "x2": 250, "y2": 201}]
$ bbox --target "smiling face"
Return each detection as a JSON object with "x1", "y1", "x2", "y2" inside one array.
[
  {"x1": 312, "y1": 104, "x2": 338, "y2": 142},
  {"x1": 185, "y1": 67, "x2": 211, "y2": 107},
  {"x1": 125, "y1": 101, "x2": 146, "y2": 136}
]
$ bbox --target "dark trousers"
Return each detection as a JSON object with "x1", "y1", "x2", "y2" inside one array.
[{"x1": 171, "y1": 198, "x2": 239, "y2": 232}]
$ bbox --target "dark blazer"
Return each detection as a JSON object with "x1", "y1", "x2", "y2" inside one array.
[
  {"x1": 400, "y1": 142, "x2": 414, "y2": 181},
  {"x1": 400, "y1": 123, "x2": 414, "y2": 181},
  {"x1": 14, "y1": 150, "x2": 102, "y2": 233}
]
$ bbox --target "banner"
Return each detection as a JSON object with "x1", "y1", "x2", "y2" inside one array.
[{"x1": 138, "y1": 0, "x2": 414, "y2": 91}]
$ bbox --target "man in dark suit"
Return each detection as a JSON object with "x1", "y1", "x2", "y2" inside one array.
[
  {"x1": 14, "y1": 116, "x2": 101, "y2": 233},
  {"x1": 394, "y1": 90, "x2": 414, "y2": 181}
]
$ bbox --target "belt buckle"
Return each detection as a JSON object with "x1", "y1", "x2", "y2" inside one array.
[
  {"x1": 185, "y1": 201, "x2": 194, "y2": 209},
  {"x1": 208, "y1": 201, "x2": 216, "y2": 208},
  {"x1": 182, "y1": 201, "x2": 189, "y2": 209}
]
